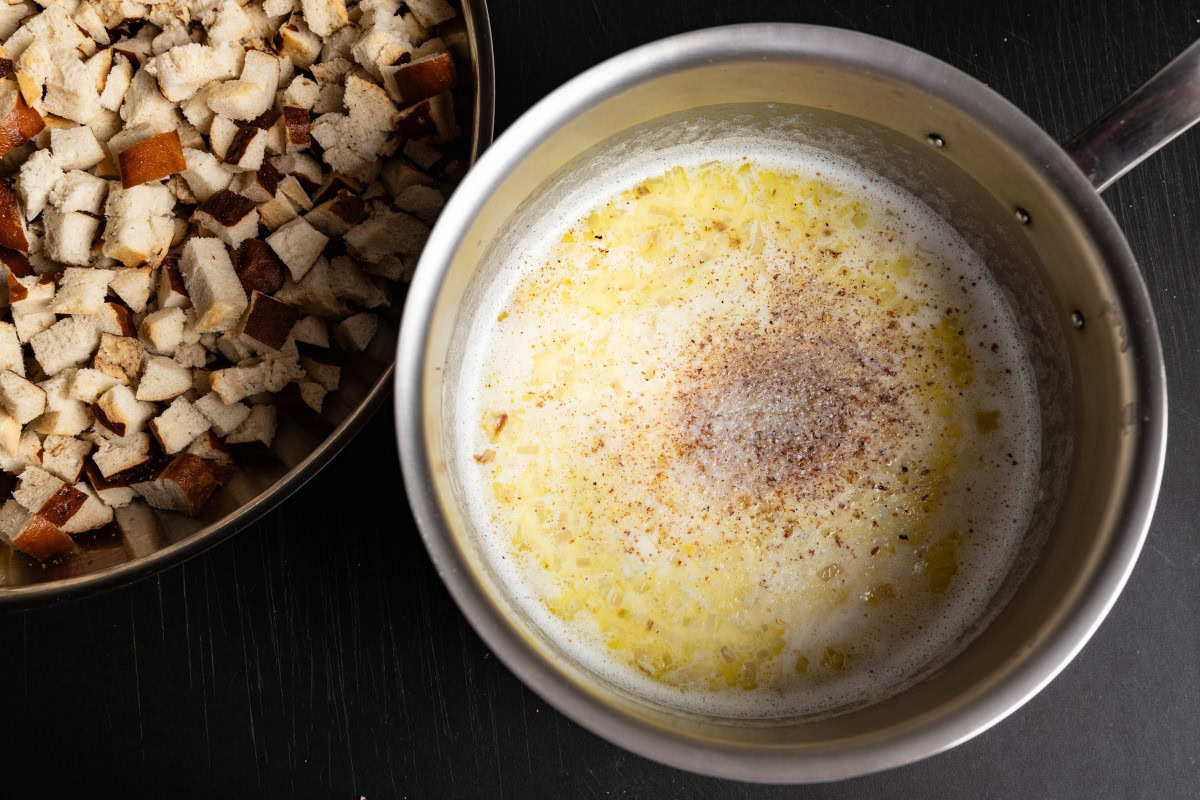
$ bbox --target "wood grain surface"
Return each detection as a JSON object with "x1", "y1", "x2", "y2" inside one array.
[{"x1": 4, "y1": 1, "x2": 1200, "y2": 797}]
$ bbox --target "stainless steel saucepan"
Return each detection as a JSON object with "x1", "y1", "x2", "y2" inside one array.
[{"x1": 397, "y1": 24, "x2": 1182, "y2": 781}]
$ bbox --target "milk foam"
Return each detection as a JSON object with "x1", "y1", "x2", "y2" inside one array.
[{"x1": 454, "y1": 140, "x2": 1042, "y2": 719}]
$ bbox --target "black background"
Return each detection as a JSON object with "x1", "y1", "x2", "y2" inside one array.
[{"x1": 4, "y1": 1, "x2": 1200, "y2": 797}]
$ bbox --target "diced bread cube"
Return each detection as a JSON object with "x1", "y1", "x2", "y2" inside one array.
[
  {"x1": 207, "y1": 51, "x2": 279, "y2": 121},
  {"x1": 300, "y1": 0, "x2": 348, "y2": 37},
  {"x1": 31, "y1": 315, "x2": 101, "y2": 375},
  {"x1": 93, "y1": 332, "x2": 143, "y2": 384},
  {"x1": 119, "y1": 67, "x2": 176, "y2": 130},
  {"x1": 303, "y1": 189, "x2": 365, "y2": 236},
  {"x1": 147, "y1": 42, "x2": 243, "y2": 103},
  {"x1": 41, "y1": 434, "x2": 92, "y2": 483},
  {"x1": 221, "y1": 124, "x2": 267, "y2": 172},
  {"x1": 50, "y1": 125, "x2": 104, "y2": 170},
  {"x1": 406, "y1": 0, "x2": 455, "y2": 27},
  {"x1": 132, "y1": 452, "x2": 223, "y2": 514},
  {"x1": 33, "y1": 370, "x2": 92, "y2": 436},
  {"x1": 91, "y1": 430, "x2": 150, "y2": 478},
  {"x1": 42, "y1": 207, "x2": 102, "y2": 266},
  {"x1": 240, "y1": 290, "x2": 302, "y2": 350},
  {"x1": 98, "y1": 53, "x2": 133, "y2": 112},
  {"x1": 277, "y1": 16, "x2": 322, "y2": 68},
  {"x1": 283, "y1": 75, "x2": 319, "y2": 109},
  {"x1": 102, "y1": 183, "x2": 176, "y2": 267},
  {"x1": 181, "y1": 83, "x2": 219, "y2": 133},
  {"x1": 117, "y1": 129, "x2": 186, "y2": 188},
  {"x1": 195, "y1": 189, "x2": 258, "y2": 248},
  {"x1": 394, "y1": 184, "x2": 444, "y2": 224},
  {"x1": 210, "y1": 353, "x2": 301, "y2": 404},
  {"x1": 95, "y1": 383, "x2": 155, "y2": 436},
  {"x1": 193, "y1": 390, "x2": 251, "y2": 436},
  {"x1": 291, "y1": 315, "x2": 328, "y2": 347},
  {"x1": 136, "y1": 355, "x2": 191, "y2": 402},
  {"x1": 48, "y1": 170, "x2": 109, "y2": 214},
  {"x1": 0, "y1": 498, "x2": 73, "y2": 560},
  {"x1": 49, "y1": 267, "x2": 115, "y2": 313},
  {"x1": 149, "y1": 395, "x2": 210, "y2": 453},
  {"x1": 96, "y1": 301, "x2": 137, "y2": 338},
  {"x1": 180, "y1": 147, "x2": 233, "y2": 201},
  {"x1": 174, "y1": 342, "x2": 208, "y2": 368},
  {"x1": 15, "y1": 149, "x2": 62, "y2": 220},
  {"x1": 108, "y1": 267, "x2": 154, "y2": 313},
  {"x1": 157, "y1": 257, "x2": 191, "y2": 310},
  {"x1": 382, "y1": 51, "x2": 455, "y2": 106},
  {"x1": 14, "y1": 466, "x2": 81, "y2": 519},
  {"x1": 344, "y1": 206, "x2": 428, "y2": 263},
  {"x1": 9, "y1": 274, "x2": 56, "y2": 342},
  {"x1": 178, "y1": 236, "x2": 247, "y2": 333},
  {"x1": 258, "y1": 189, "x2": 298, "y2": 230},
  {"x1": 265, "y1": 216, "x2": 326, "y2": 281},
  {"x1": 186, "y1": 429, "x2": 233, "y2": 465},
  {"x1": 273, "y1": 256, "x2": 344, "y2": 316},
  {"x1": 334, "y1": 312, "x2": 378, "y2": 352},
  {"x1": 0, "y1": 321, "x2": 22, "y2": 375},
  {"x1": 234, "y1": 238, "x2": 286, "y2": 295},
  {"x1": 225, "y1": 402, "x2": 276, "y2": 446},
  {"x1": 140, "y1": 306, "x2": 186, "y2": 354},
  {"x1": 70, "y1": 368, "x2": 119, "y2": 403},
  {"x1": 329, "y1": 255, "x2": 388, "y2": 308},
  {"x1": 60, "y1": 480, "x2": 113, "y2": 532}
]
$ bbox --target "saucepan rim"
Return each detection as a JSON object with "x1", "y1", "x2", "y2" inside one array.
[{"x1": 396, "y1": 22, "x2": 1166, "y2": 782}]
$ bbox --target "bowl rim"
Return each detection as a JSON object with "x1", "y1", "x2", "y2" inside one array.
[
  {"x1": 0, "y1": 0, "x2": 496, "y2": 609},
  {"x1": 395, "y1": 22, "x2": 1167, "y2": 782}
]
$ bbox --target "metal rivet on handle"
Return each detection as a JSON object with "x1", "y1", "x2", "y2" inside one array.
[
  {"x1": 1015, "y1": 207, "x2": 1032, "y2": 225},
  {"x1": 926, "y1": 133, "x2": 945, "y2": 148},
  {"x1": 1071, "y1": 310, "x2": 1085, "y2": 330}
]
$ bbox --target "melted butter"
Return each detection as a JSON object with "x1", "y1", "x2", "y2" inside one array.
[{"x1": 465, "y1": 158, "x2": 1039, "y2": 716}]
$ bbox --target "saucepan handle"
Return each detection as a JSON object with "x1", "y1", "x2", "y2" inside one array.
[{"x1": 1065, "y1": 38, "x2": 1200, "y2": 192}]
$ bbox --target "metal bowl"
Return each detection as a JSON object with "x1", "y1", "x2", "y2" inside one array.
[{"x1": 0, "y1": 1, "x2": 495, "y2": 607}]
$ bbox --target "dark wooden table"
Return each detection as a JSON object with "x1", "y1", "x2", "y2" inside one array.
[{"x1": 5, "y1": 1, "x2": 1200, "y2": 797}]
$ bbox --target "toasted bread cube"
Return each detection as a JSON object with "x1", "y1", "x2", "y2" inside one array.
[
  {"x1": 0, "y1": 408, "x2": 18, "y2": 455},
  {"x1": 300, "y1": 0, "x2": 348, "y2": 37},
  {"x1": 0, "y1": 81, "x2": 45, "y2": 160},
  {"x1": 50, "y1": 125, "x2": 104, "y2": 171},
  {"x1": 344, "y1": 206, "x2": 428, "y2": 263},
  {"x1": 299, "y1": 350, "x2": 339, "y2": 392},
  {"x1": 208, "y1": 51, "x2": 279, "y2": 121},
  {"x1": 406, "y1": 0, "x2": 455, "y2": 26},
  {"x1": 93, "y1": 332, "x2": 144, "y2": 384},
  {"x1": 31, "y1": 315, "x2": 101, "y2": 375},
  {"x1": 210, "y1": 354, "x2": 301, "y2": 404},
  {"x1": 193, "y1": 391, "x2": 251, "y2": 436},
  {"x1": 70, "y1": 368, "x2": 119, "y2": 404},
  {"x1": 225, "y1": 402, "x2": 276, "y2": 446},
  {"x1": 334, "y1": 312, "x2": 378, "y2": 352},
  {"x1": 283, "y1": 76, "x2": 318, "y2": 109},
  {"x1": 41, "y1": 435, "x2": 93, "y2": 483},
  {"x1": 9, "y1": 275, "x2": 55, "y2": 343},
  {"x1": 240, "y1": 290, "x2": 302, "y2": 350},
  {"x1": 291, "y1": 315, "x2": 328, "y2": 347},
  {"x1": 148, "y1": 42, "x2": 242, "y2": 103},
  {"x1": 140, "y1": 306, "x2": 187, "y2": 354},
  {"x1": 131, "y1": 453, "x2": 220, "y2": 514},
  {"x1": 98, "y1": 53, "x2": 132, "y2": 112},
  {"x1": 108, "y1": 267, "x2": 154, "y2": 313},
  {"x1": 265, "y1": 216, "x2": 326, "y2": 281},
  {"x1": 351, "y1": 26, "x2": 411, "y2": 81},
  {"x1": 402, "y1": 138, "x2": 441, "y2": 170},
  {"x1": 273, "y1": 256, "x2": 345, "y2": 316},
  {"x1": 277, "y1": 15, "x2": 322, "y2": 68},
  {"x1": 42, "y1": 208, "x2": 101, "y2": 266},
  {"x1": 96, "y1": 302, "x2": 137, "y2": 338},
  {"x1": 195, "y1": 189, "x2": 259, "y2": 248},
  {"x1": 382, "y1": 52, "x2": 455, "y2": 106},
  {"x1": 60, "y1": 481, "x2": 113, "y2": 532},
  {"x1": 149, "y1": 396, "x2": 210, "y2": 454},
  {"x1": 0, "y1": 177, "x2": 29, "y2": 251},
  {"x1": 181, "y1": 82, "x2": 219, "y2": 133},
  {"x1": 231, "y1": 162, "x2": 281, "y2": 204},
  {"x1": 394, "y1": 183, "x2": 444, "y2": 224},
  {"x1": 91, "y1": 430, "x2": 150, "y2": 478},
  {"x1": 15, "y1": 149, "x2": 62, "y2": 221},
  {"x1": 95, "y1": 383, "x2": 155, "y2": 436},
  {"x1": 117, "y1": 129, "x2": 186, "y2": 188},
  {"x1": 381, "y1": 158, "x2": 433, "y2": 200},
  {"x1": 234, "y1": 238, "x2": 286, "y2": 295},
  {"x1": 180, "y1": 147, "x2": 233, "y2": 202},
  {"x1": 0, "y1": 498, "x2": 73, "y2": 560},
  {"x1": 328, "y1": 255, "x2": 388, "y2": 308},
  {"x1": 49, "y1": 169, "x2": 109, "y2": 214},
  {"x1": 136, "y1": 356, "x2": 191, "y2": 402},
  {"x1": 208, "y1": 115, "x2": 239, "y2": 161},
  {"x1": 186, "y1": 429, "x2": 233, "y2": 465},
  {"x1": 43, "y1": 55, "x2": 103, "y2": 125},
  {"x1": 203, "y1": 0, "x2": 252, "y2": 43},
  {"x1": 303, "y1": 189, "x2": 365, "y2": 237},
  {"x1": 0, "y1": 321, "x2": 21, "y2": 376},
  {"x1": 157, "y1": 258, "x2": 190, "y2": 310},
  {"x1": 178, "y1": 237, "x2": 247, "y2": 333},
  {"x1": 221, "y1": 125, "x2": 267, "y2": 172},
  {"x1": 102, "y1": 183, "x2": 176, "y2": 268},
  {"x1": 14, "y1": 466, "x2": 80, "y2": 518},
  {"x1": 49, "y1": 267, "x2": 114, "y2": 315}
]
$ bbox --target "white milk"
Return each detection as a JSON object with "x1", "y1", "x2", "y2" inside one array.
[{"x1": 454, "y1": 142, "x2": 1041, "y2": 719}]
